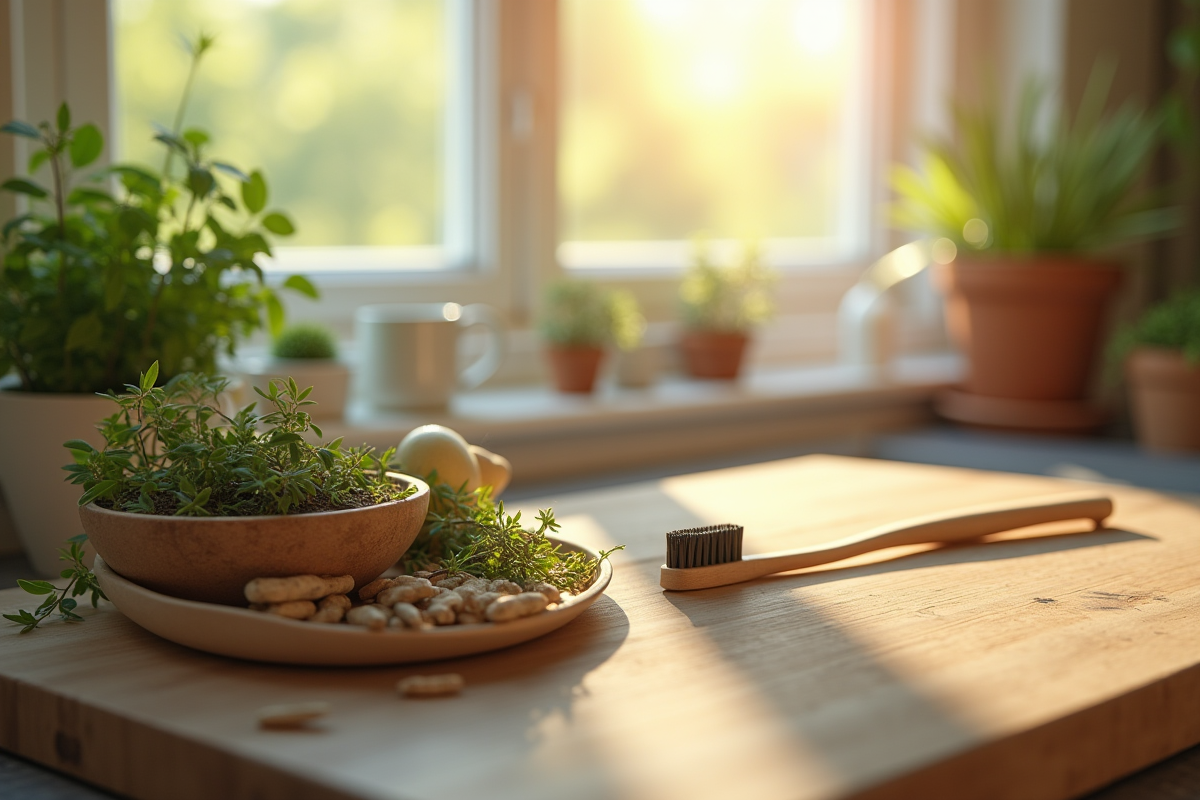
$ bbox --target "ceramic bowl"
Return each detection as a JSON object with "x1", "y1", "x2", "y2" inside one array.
[{"x1": 80, "y1": 473, "x2": 430, "y2": 606}]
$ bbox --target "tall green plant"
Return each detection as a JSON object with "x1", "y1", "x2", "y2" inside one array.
[
  {"x1": 891, "y1": 66, "x2": 1179, "y2": 254},
  {"x1": 0, "y1": 35, "x2": 314, "y2": 394}
]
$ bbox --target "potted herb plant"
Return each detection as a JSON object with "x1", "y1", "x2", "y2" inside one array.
[
  {"x1": 1110, "y1": 291, "x2": 1200, "y2": 452},
  {"x1": 891, "y1": 69, "x2": 1178, "y2": 431},
  {"x1": 245, "y1": 323, "x2": 349, "y2": 420},
  {"x1": 610, "y1": 290, "x2": 656, "y2": 388},
  {"x1": 0, "y1": 37, "x2": 313, "y2": 575},
  {"x1": 679, "y1": 238, "x2": 775, "y2": 380},
  {"x1": 65, "y1": 364, "x2": 429, "y2": 606},
  {"x1": 537, "y1": 279, "x2": 618, "y2": 393}
]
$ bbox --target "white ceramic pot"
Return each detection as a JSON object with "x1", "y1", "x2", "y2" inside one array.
[
  {"x1": 0, "y1": 389, "x2": 111, "y2": 575},
  {"x1": 243, "y1": 358, "x2": 350, "y2": 420},
  {"x1": 615, "y1": 347, "x2": 659, "y2": 388}
]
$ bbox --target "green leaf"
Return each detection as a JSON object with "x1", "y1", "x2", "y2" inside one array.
[
  {"x1": 61, "y1": 569, "x2": 74, "y2": 579},
  {"x1": 141, "y1": 361, "x2": 159, "y2": 392},
  {"x1": 17, "y1": 579, "x2": 55, "y2": 595},
  {"x1": 181, "y1": 128, "x2": 209, "y2": 149},
  {"x1": 212, "y1": 162, "x2": 248, "y2": 182},
  {"x1": 79, "y1": 480, "x2": 118, "y2": 506},
  {"x1": 2, "y1": 178, "x2": 48, "y2": 199},
  {"x1": 67, "y1": 533, "x2": 88, "y2": 545},
  {"x1": 242, "y1": 170, "x2": 267, "y2": 214},
  {"x1": 60, "y1": 597, "x2": 77, "y2": 611},
  {"x1": 187, "y1": 167, "x2": 215, "y2": 198},
  {"x1": 264, "y1": 290, "x2": 285, "y2": 337},
  {"x1": 282, "y1": 274, "x2": 318, "y2": 299},
  {"x1": 1, "y1": 120, "x2": 41, "y2": 140},
  {"x1": 261, "y1": 212, "x2": 295, "y2": 236},
  {"x1": 68, "y1": 186, "x2": 115, "y2": 206},
  {"x1": 65, "y1": 314, "x2": 103, "y2": 352},
  {"x1": 69, "y1": 123, "x2": 103, "y2": 168},
  {"x1": 63, "y1": 439, "x2": 97, "y2": 453},
  {"x1": 56, "y1": 103, "x2": 70, "y2": 132},
  {"x1": 28, "y1": 149, "x2": 49, "y2": 174}
]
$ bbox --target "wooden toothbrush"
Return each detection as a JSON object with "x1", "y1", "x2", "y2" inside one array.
[{"x1": 659, "y1": 492, "x2": 1114, "y2": 591}]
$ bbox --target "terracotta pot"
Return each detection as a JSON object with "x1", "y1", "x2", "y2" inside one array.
[
  {"x1": 681, "y1": 331, "x2": 749, "y2": 380},
  {"x1": 935, "y1": 258, "x2": 1122, "y2": 401},
  {"x1": 546, "y1": 346, "x2": 605, "y2": 393},
  {"x1": 1126, "y1": 347, "x2": 1200, "y2": 453},
  {"x1": 0, "y1": 388, "x2": 111, "y2": 575},
  {"x1": 80, "y1": 473, "x2": 430, "y2": 606}
]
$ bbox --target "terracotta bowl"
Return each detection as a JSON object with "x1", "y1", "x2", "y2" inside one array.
[{"x1": 79, "y1": 473, "x2": 430, "y2": 606}]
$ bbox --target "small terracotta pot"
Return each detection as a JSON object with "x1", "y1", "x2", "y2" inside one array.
[
  {"x1": 546, "y1": 346, "x2": 605, "y2": 393},
  {"x1": 80, "y1": 473, "x2": 430, "y2": 606},
  {"x1": 1126, "y1": 347, "x2": 1200, "y2": 453},
  {"x1": 935, "y1": 258, "x2": 1122, "y2": 401},
  {"x1": 681, "y1": 331, "x2": 749, "y2": 380}
]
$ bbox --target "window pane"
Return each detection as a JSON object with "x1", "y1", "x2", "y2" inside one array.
[
  {"x1": 559, "y1": 0, "x2": 867, "y2": 259},
  {"x1": 114, "y1": 0, "x2": 447, "y2": 249}
]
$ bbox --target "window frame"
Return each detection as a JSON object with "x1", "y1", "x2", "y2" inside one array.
[{"x1": 27, "y1": 0, "x2": 944, "y2": 370}]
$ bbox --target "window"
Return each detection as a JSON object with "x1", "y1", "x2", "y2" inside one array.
[
  {"x1": 42, "y1": 0, "x2": 914, "y2": 368},
  {"x1": 558, "y1": 0, "x2": 871, "y2": 270},
  {"x1": 114, "y1": 0, "x2": 470, "y2": 271}
]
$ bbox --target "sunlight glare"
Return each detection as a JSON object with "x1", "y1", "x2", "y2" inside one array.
[
  {"x1": 634, "y1": 0, "x2": 689, "y2": 28},
  {"x1": 792, "y1": 0, "x2": 849, "y2": 58},
  {"x1": 690, "y1": 56, "x2": 742, "y2": 104}
]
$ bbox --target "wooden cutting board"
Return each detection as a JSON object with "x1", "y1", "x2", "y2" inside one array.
[{"x1": 3, "y1": 455, "x2": 1200, "y2": 800}]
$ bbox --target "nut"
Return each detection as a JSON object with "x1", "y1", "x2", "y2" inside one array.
[
  {"x1": 485, "y1": 592, "x2": 549, "y2": 623},
  {"x1": 257, "y1": 701, "x2": 330, "y2": 729},
  {"x1": 244, "y1": 575, "x2": 354, "y2": 604},
  {"x1": 396, "y1": 674, "x2": 464, "y2": 698}
]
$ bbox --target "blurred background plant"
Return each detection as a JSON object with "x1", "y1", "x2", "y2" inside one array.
[
  {"x1": 1111, "y1": 290, "x2": 1200, "y2": 366},
  {"x1": 0, "y1": 35, "x2": 313, "y2": 394},
  {"x1": 271, "y1": 322, "x2": 338, "y2": 361},
  {"x1": 679, "y1": 237, "x2": 775, "y2": 332},
  {"x1": 537, "y1": 279, "x2": 620, "y2": 347},
  {"x1": 609, "y1": 290, "x2": 646, "y2": 352},
  {"x1": 890, "y1": 65, "x2": 1179, "y2": 255}
]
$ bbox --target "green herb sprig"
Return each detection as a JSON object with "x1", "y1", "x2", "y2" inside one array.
[
  {"x1": 4, "y1": 534, "x2": 106, "y2": 633},
  {"x1": 64, "y1": 362, "x2": 415, "y2": 516},
  {"x1": 408, "y1": 480, "x2": 623, "y2": 594}
]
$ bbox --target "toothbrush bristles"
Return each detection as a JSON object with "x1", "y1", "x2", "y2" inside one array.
[{"x1": 666, "y1": 524, "x2": 744, "y2": 569}]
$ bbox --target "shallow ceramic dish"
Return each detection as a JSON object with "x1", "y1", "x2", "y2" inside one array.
[
  {"x1": 82, "y1": 472, "x2": 430, "y2": 606},
  {"x1": 94, "y1": 538, "x2": 613, "y2": 666}
]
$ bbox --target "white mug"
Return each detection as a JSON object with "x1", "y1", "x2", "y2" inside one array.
[{"x1": 356, "y1": 303, "x2": 504, "y2": 409}]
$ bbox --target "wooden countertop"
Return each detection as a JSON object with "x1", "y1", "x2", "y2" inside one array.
[{"x1": 3, "y1": 455, "x2": 1200, "y2": 800}]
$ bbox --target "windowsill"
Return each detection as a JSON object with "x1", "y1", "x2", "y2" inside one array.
[{"x1": 319, "y1": 352, "x2": 963, "y2": 487}]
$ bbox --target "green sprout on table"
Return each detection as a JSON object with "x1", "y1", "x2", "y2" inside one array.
[{"x1": 4, "y1": 534, "x2": 106, "y2": 633}]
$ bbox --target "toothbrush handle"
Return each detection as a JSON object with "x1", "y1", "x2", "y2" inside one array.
[{"x1": 660, "y1": 493, "x2": 1113, "y2": 591}]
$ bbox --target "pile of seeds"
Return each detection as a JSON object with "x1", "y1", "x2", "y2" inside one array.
[{"x1": 243, "y1": 571, "x2": 566, "y2": 629}]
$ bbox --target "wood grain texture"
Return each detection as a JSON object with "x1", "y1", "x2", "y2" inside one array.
[{"x1": 3, "y1": 455, "x2": 1200, "y2": 800}]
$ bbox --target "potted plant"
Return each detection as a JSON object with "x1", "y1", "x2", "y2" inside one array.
[
  {"x1": 537, "y1": 279, "x2": 619, "y2": 393},
  {"x1": 0, "y1": 36, "x2": 313, "y2": 575},
  {"x1": 64, "y1": 364, "x2": 429, "y2": 606},
  {"x1": 891, "y1": 69, "x2": 1178, "y2": 431},
  {"x1": 610, "y1": 290, "x2": 655, "y2": 388},
  {"x1": 679, "y1": 238, "x2": 775, "y2": 380},
  {"x1": 1109, "y1": 291, "x2": 1200, "y2": 452},
  {"x1": 244, "y1": 323, "x2": 349, "y2": 420}
]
